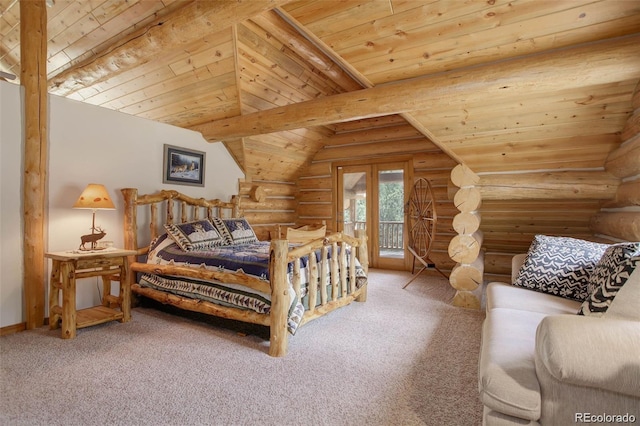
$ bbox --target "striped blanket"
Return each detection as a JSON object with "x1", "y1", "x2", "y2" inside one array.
[{"x1": 140, "y1": 234, "x2": 366, "y2": 334}]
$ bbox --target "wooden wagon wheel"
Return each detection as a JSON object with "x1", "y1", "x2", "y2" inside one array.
[{"x1": 403, "y1": 178, "x2": 448, "y2": 288}]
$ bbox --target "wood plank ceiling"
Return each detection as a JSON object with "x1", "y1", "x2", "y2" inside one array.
[
  {"x1": 2, "y1": 0, "x2": 639, "y2": 265},
  {"x1": 2, "y1": 0, "x2": 638, "y2": 181}
]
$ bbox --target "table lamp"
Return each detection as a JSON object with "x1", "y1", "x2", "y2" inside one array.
[{"x1": 73, "y1": 183, "x2": 115, "y2": 250}]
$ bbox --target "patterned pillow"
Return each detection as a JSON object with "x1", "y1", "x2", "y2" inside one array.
[
  {"x1": 218, "y1": 218, "x2": 259, "y2": 245},
  {"x1": 164, "y1": 219, "x2": 227, "y2": 251},
  {"x1": 513, "y1": 235, "x2": 609, "y2": 301},
  {"x1": 577, "y1": 242, "x2": 640, "y2": 317}
]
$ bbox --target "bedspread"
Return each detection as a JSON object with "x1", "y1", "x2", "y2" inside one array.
[{"x1": 139, "y1": 234, "x2": 366, "y2": 334}]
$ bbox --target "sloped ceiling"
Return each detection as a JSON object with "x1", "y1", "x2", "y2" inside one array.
[{"x1": 1, "y1": 0, "x2": 640, "y2": 181}]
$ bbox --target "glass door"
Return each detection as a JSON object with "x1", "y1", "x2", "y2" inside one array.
[
  {"x1": 373, "y1": 163, "x2": 408, "y2": 270},
  {"x1": 337, "y1": 165, "x2": 370, "y2": 239},
  {"x1": 336, "y1": 162, "x2": 409, "y2": 270}
]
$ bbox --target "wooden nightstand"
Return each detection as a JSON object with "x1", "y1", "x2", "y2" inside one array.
[{"x1": 46, "y1": 248, "x2": 137, "y2": 339}]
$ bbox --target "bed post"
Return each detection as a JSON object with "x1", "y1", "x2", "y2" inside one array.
[
  {"x1": 355, "y1": 229, "x2": 368, "y2": 302},
  {"x1": 354, "y1": 229, "x2": 368, "y2": 274},
  {"x1": 121, "y1": 188, "x2": 138, "y2": 289},
  {"x1": 269, "y1": 239, "x2": 289, "y2": 357},
  {"x1": 231, "y1": 195, "x2": 241, "y2": 218}
]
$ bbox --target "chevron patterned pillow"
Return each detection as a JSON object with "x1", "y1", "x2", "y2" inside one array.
[
  {"x1": 578, "y1": 242, "x2": 640, "y2": 317},
  {"x1": 513, "y1": 235, "x2": 609, "y2": 301}
]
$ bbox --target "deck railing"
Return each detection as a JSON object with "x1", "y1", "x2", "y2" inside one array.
[
  {"x1": 379, "y1": 221, "x2": 404, "y2": 249},
  {"x1": 344, "y1": 221, "x2": 404, "y2": 249}
]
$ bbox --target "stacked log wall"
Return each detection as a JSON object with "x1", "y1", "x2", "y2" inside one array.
[
  {"x1": 476, "y1": 80, "x2": 638, "y2": 282},
  {"x1": 297, "y1": 119, "x2": 458, "y2": 272},
  {"x1": 412, "y1": 152, "x2": 460, "y2": 272},
  {"x1": 467, "y1": 171, "x2": 620, "y2": 283},
  {"x1": 238, "y1": 179, "x2": 297, "y2": 241},
  {"x1": 594, "y1": 80, "x2": 640, "y2": 242},
  {"x1": 448, "y1": 165, "x2": 484, "y2": 309}
]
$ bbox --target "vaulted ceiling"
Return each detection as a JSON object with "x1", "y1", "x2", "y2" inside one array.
[{"x1": 2, "y1": 0, "x2": 639, "y2": 182}]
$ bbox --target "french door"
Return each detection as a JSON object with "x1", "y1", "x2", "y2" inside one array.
[{"x1": 336, "y1": 162, "x2": 409, "y2": 270}]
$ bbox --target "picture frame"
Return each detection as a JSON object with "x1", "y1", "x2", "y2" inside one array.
[{"x1": 163, "y1": 144, "x2": 206, "y2": 187}]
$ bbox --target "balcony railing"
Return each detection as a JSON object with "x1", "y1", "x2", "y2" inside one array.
[
  {"x1": 379, "y1": 221, "x2": 404, "y2": 249},
  {"x1": 344, "y1": 221, "x2": 404, "y2": 250}
]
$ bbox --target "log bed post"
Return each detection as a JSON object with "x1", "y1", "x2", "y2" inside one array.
[
  {"x1": 355, "y1": 229, "x2": 368, "y2": 302},
  {"x1": 121, "y1": 188, "x2": 138, "y2": 290},
  {"x1": 231, "y1": 195, "x2": 241, "y2": 218},
  {"x1": 269, "y1": 239, "x2": 289, "y2": 357}
]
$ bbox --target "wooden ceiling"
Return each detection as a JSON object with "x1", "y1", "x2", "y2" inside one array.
[{"x1": 2, "y1": 0, "x2": 639, "y2": 181}]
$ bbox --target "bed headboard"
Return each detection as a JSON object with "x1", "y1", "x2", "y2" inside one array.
[{"x1": 121, "y1": 188, "x2": 241, "y2": 254}]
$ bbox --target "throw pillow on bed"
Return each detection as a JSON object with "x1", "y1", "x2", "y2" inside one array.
[
  {"x1": 577, "y1": 242, "x2": 640, "y2": 317},
  {"x1": 513, "y1": 235, "x2": 609, "y2": 301},
  {"x1": 165, "y1": 219, "x2": 227, "y2": 251},
  {"x1": 218, "y1": 218, "x2": 259, "y2": 245}
]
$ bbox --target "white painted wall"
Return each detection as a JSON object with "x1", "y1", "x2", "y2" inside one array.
[
  {"x1": 0, "y1": 80, "x2": 244, "y2": 327},
  {"x1": 0, "y1": 82, "x2": 24, "y2": 327}
]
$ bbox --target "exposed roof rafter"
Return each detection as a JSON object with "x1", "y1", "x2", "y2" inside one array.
[
  {"x1": 48, "y1": 0, "x2": 294, "y2": 97},
  {"x1": 191, "y1": 35, "x2": 640, "y2": 144}
]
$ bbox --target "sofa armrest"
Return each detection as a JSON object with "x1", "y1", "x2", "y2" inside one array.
[
  {"x1": 535, "y1": 315, "x2": 640, "y2": 398},
  {"x1": 511, "y1": 253, "x2": 527, "y2": 283}
]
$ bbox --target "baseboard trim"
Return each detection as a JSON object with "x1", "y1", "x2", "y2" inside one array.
[
  {"x1": 1, "y1": 318, "x2": 50, "y2": 336},
  {"x1": 1, "y1": 322, "x2": 26, "y2": 336}
]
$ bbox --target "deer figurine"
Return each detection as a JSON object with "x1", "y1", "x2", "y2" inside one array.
[{"x1": 79, "y1": 226, "x2": 107, "y2": 250}]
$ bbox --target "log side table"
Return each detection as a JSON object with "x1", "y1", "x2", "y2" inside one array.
[{"x1": 45, "y1": 248, "x2": 137, "y2": 339}]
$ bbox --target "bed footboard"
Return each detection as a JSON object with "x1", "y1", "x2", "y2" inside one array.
[{"x1": 269, "y1": 230, "x2": 367, "y2": 357}]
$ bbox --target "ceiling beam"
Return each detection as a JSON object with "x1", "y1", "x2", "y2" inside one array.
[
  {"x1": 49, "y1": 0, "x2": 293, "y2": 97},
  {"x1": 251, "y1": 10, "x2": 361, "y2": 92},
  {"x1": 274, "y1": 7, "x2": 465, "y2": 165},
  {"x1": 192, "y1": 34, "x2": 640, "y2": 142}
]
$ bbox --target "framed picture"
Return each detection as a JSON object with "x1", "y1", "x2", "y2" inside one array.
[{"x1": 163, "y1": 144, "x2": 206, "y2": 187}]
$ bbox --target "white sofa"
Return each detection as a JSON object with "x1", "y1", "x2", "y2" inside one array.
[{"x1": 479, "y1": 254, "x2": 640, "y2": 425}]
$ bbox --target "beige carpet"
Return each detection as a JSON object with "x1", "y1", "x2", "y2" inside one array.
[{"x1": 0, "y1": 269, "x2": 485, "y2": 426}]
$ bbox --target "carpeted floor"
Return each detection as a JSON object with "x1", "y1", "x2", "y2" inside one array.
[{"x1": 0, "y1": 269, "x2": 485, "y2": 426}]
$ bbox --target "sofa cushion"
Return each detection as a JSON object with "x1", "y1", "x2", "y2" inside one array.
[
  {"x1": 479, "y1": 308, "x2": 546, "y2": 421},
  {"x1": 513, "y1": 235, "x2": 609, "y2": 301},
  {"x1": 486, "y1": 282, "x2": 581, "y2": 315},
  {"x1": 483, "y1": 407, "x2": 540, "y2": 426},
  {"x1": 578, "y1": 242, "x2": 640, "y2": 317}
]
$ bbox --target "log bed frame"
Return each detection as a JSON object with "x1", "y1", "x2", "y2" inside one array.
[{"x1": 122, "y1": 188, "x2": 369, "y2": 357}]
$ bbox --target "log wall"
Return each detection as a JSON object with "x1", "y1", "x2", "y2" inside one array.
[
  {"x1": 296, "y1": 116, "x2": 458, "y2": 271},
  {"x1": 238, "y1": 179, "x2": 297, "y2": 241},
  {"x1": 448, "y1": 165, "x2": 483, "y2": 309},
  {"x1": 470, "y1": 170, "x2": 620, "y2": 283},
  {"x1": 594, "y1": 80, "x2": 640, "y2": 242}
]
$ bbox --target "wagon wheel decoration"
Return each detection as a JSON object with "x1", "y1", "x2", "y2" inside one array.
[{"x1": 403, "y1": 178, "x2": 448, "y2": 289}]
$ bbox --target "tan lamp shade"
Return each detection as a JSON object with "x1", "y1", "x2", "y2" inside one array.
[{"x1": 73, "y1": 184, "x2": 115, "y2": 210}]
